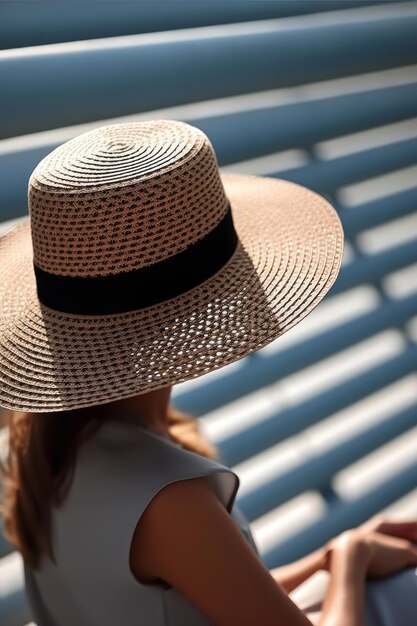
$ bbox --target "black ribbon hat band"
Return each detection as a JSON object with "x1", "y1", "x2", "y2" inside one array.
[{"x1": 34, "y1": 203, "x2": 239, "y2": 315}]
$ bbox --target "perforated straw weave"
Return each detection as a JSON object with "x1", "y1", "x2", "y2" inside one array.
[{"x1": 0, "y1": 120, "x2": 344, "y2": 412}]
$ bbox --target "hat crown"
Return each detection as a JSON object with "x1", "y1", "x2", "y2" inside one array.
[{"x1": 29, "y1": 120, "x2": 229, "y2": 277}]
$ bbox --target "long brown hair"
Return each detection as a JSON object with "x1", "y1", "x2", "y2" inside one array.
[{"x1": 0, "y1": 404, "x2": 218, "y2": 570}]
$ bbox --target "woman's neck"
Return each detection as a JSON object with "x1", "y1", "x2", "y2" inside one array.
[{"x1": 99, "y1": 385, "x2": 173, "y2": 439}]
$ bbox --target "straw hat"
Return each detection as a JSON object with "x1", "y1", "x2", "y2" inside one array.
[{"x1": 0, "y1": 120, "x2": 344, "y2": 412}]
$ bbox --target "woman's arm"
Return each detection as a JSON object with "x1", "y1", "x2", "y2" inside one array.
[
  {"x1": 270, "y1": 546, "x2": 328, "y2": 594},
  {"x1": 269, "y1": 542, "x2": 368, "y2": 625},
  {"x1": 318, "y1": 535, "x2": 369, "y2": 626}
]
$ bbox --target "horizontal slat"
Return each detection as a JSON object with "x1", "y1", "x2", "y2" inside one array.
[
  {"x1": 0, "y1": 145, "x2": 51, "y2": 221},
  {"x1": 219, "y1": 346, "x2": 417, "y2": 468},
  {"x1": 1, "y1": 6, "x2": 416, "y2": 139},
  {"x1": 236, "y1": 402, "x2": 417, "y2": 519},
  {"x1": 0, "y1": 0, "x2": 386, "y2": 49},
  {"x1": 0, "y1": 527, "x2": 12, "y2": 560},
  {"x1": 340, "y1": 187, "x2": 417, "y2": 236},
  {"x1": 0, "y1": 552, "x2": 31, "y2": 626},
  {"x1": 332, "y1": 239, "x2": 417, "y2": 294},
  {"x1": 275, "y1": 137, "x2": 417, "y2": 195},
  {"x1": 263, "y1": 459, "x2": 417, "y2": 567}
]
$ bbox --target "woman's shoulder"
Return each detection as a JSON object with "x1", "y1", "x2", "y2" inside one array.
[
  {"x1": 74, "y1": 418, "x2": 240, "y2": 513},
  {"x1": 83, "y1": 419, "x2": 224, "y2": 471}
]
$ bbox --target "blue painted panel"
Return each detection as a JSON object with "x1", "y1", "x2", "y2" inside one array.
[{"x1": 340, "y1": 187, "x2": 417, "y2": 235}]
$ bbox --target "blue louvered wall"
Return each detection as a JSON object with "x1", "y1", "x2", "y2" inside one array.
[{"x1": 1, "y1": 2, "x2": 417, "y2": 624}]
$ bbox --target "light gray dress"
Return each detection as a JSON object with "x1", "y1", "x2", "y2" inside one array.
[{"x1": 24, "y1": 418, "x2": 259, "y2": 626}]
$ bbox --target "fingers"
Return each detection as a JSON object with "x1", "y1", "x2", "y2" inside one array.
[
  {"x1": 405, "y1": 541, "x2": 417, "y2": 565},
  {"x1": 377, "y1": 521, "x2": 417, "y2": 541},
  {"x1": 364, "y1": 516, "x2": 417, "y2": 541},
  {"x1": 377, "y1": 533, "x2": 417, "y2": 565}
]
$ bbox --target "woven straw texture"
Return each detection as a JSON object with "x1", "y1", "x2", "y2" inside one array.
[{"x1": 0, "y1": 120, "x2": 344, "y2": 412}]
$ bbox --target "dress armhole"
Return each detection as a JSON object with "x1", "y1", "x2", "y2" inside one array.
[
  {"x1": 132, "y1": 466, "x2": 240, "y2": 542},
  {"x1": 202, "y1": 468, "x2": 240, "y2": 514},
  {"x1": 128, "y1": 456, "x2": 240, "y2": 589}
]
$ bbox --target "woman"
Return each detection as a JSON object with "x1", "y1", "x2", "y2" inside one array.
[{"x1": 1, "y1": 120, "x2": 416, "y2": 626}]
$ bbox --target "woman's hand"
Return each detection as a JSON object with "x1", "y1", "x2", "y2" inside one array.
[
  {"x1": 359, "y1": 514, "x2": 417, "y2": 543},
  {"x1": 327, "y1": 520, "x2": 417, "y2": 580}
]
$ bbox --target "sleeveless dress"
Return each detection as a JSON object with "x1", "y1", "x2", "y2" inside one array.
[{"x1": 24, "y1": 418, "x2": 259, "y2": 626}]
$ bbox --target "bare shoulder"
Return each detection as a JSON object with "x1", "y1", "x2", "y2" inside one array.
[{"x1": 130, "y1": 475, "x2": 310, "y2": 626}]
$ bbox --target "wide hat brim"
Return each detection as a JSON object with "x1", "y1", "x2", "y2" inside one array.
[{"x1": 0, "y1": 173, "x2": 343, "y2": 412}]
